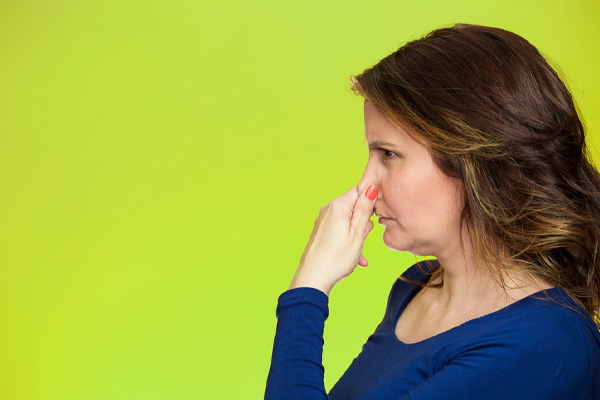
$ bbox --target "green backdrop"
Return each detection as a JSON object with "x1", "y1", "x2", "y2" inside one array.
[{"x1": 1, "y1": 0, "x2": 599, "y2": 398}]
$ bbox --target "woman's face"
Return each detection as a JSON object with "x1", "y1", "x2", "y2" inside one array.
[{"x1": 358, "y1": 101, "x2": 465, "y2": 259}]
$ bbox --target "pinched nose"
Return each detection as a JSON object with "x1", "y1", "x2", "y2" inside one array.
[
  {"x1": 365, "y1": 186, "x2": 378, "y2": 201},
  {"x1": 358, "y1": 158, "x2": 382, "y2": 200},
  {"x1": 357, "y1": 172, "x2": 373, "y2": 195},
  {"x1": 358, "y1": 178, "x2": 382, "y2": 200}
]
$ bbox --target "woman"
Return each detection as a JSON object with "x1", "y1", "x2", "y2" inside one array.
[{"x1": 265, "y1": 24, "x2": 600, "y2": 399}]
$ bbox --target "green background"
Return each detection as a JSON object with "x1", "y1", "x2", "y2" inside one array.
[{"x1": 1, "y1": 0, "x2": 598, "y2": 398}]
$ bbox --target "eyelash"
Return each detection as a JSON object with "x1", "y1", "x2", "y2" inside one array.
[{"x1": 377, "y1": 148, "x2": 398, "y2": 161}]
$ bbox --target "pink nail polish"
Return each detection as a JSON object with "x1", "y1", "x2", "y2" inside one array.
[{"x1": 366, "y1": 186, "x2": 378, "y2": 201}]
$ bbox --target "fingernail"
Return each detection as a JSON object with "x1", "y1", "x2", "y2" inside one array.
[{"x1": 365, "y1": 186, "x2": 378, "y2": 201}]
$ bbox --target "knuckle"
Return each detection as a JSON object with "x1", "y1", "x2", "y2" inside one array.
[
  {"x1": 328, "y1": 199, "x2": 341, "y2": 211},
  {"x1": 356, "y1": 202, "x2": 370, "y2": 213}
]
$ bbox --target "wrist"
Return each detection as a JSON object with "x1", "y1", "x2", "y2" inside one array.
[{"x1": 288, "y1": 275, "x2": 332, "y2": 297}]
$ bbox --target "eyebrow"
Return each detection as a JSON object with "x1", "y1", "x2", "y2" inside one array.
[{"x1": 368, "y1": 140, "x2": 396, "y2": 149}]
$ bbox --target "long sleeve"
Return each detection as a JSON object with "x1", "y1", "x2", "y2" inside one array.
[
  {"x1": 264, "y1": 287, "x2": 330, "y2": 400},
  {"x1": 265, "y1": 263, "x2": 600, "y2": 399}
]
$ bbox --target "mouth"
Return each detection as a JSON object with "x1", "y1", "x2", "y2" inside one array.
[
  {"x1": 376, "y1": 214, "x2": 392, "y2": 224},
  {"x1": 377, "y1": 216, "x2": 391, "y2": 227}
]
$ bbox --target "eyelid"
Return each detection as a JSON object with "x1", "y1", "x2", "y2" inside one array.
[
  {"x1": 378, "y1": 146, "x2": 396, "y2": 155},
  {"x1": 373, "y1": 147, "x2": 399, "y2": 161}
]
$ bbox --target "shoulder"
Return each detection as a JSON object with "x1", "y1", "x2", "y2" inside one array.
[
  {"x1": 453, "y1": 290, "x2": 600, "y2": 397},
  {"x1": 514, "y1": 292, "x2": 600, "y2": 362},
  {"x1": 414, "y1": 305, "x2": 600, "y2": 399},
  {"x1": 500, "y1": 288, "x2": 600, "y2": 346},
  {"x1": 469, "y1": 288, "x2": 600, "y2": 358}
]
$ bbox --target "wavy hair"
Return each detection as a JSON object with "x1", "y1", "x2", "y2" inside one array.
[{"x1": 352, "y1": 24, "x2": 600, "y2": 327}]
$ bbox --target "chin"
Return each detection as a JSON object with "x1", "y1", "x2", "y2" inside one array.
[
  {"x1": 382, "y1": 230, "x2": 429, "y2": 256},
  {"x1": 382, "y1": 230, "x2": 408, "y2": 252}
]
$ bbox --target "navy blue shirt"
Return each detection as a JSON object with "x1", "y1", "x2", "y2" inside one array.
[{"x1": 265, "y1": 261, "x2": 600, "y2": 399}]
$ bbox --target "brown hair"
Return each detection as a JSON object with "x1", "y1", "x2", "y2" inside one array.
[{"x1": 352, "y1": 24, "x2": 600, "y2": 327}]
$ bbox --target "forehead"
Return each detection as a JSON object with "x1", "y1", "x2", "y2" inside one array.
[{"x1": 363, "y1": 101, "x2": 420, "y2": 147}]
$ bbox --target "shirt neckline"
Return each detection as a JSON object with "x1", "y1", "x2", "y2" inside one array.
[{"x1": 390, "y1": 270, "x2": 561, "y2": 346}]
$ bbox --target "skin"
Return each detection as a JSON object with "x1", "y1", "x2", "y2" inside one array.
[
  {"x1": 288, "y1": 184, "x2": 377, "y2": 296},
  {"x1": 290, "y1": 101, "x2": 553, "y2": 342}
]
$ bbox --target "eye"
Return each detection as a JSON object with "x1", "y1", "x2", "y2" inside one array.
[{"x1": 378, "y1": 148, "x2": 398, "y2": 162}]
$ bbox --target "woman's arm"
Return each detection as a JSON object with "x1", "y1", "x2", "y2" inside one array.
[
  {"x1": 265, "y1": 185, "x2": 378, "y2": 399},
  {"x1": 264, "y1": 288, "x2": 329, "y2": 400}
]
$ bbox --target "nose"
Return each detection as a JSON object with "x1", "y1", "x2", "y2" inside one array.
[{"x1": 358, "y1": 156, "x2": 382, "y2": 200}]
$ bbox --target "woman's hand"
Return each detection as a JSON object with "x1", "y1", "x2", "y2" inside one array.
[{"x1": 289, "y1": 185, "x2": 379, "y2": 296}]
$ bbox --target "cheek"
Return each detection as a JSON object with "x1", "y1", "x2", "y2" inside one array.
[
  {"x1": 387, "y1": 173, "x2": 433, "y2": 217},
  {"x1": 393, "y1": 170, "x2": 462, "y2": 224},
  {"x1": 403, "y1": 192, "x2": 440, "y2": 223},
  {"x1": 425, "y1": 178, "x2": 464, "y2": 226}
]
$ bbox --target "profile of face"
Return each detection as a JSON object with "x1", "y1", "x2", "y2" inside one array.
[{"x1": 358, "y1": 101, "x2": 466, "y2": 259}]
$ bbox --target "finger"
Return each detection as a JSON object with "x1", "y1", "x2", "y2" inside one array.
[
  {"x1": 364, "y1": 219, "x2": 374, "y2": 238},
  {"x1": 358, "y1": 253, "x2": 369, "y2": 267},
  {"x1": 300, "y1": 204, "x2": 329, "y2": 264},
  {"x1": 335, "y1": 185, "x2": 360, "y2": 203},
  {"x1": 350, "y1": 185, "x2": 378, "y2": 235},
  {"x1": 328, "y1": 186, "x2": 360, "y2": 215}
]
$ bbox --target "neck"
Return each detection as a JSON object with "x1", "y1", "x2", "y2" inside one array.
[{"x1": 430, "y1": 228, "x2": 552, "y2": 313}]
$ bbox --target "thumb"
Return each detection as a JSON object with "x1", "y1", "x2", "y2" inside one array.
[{"x1": 350, "y1": 185, "x2": 378, "y2": 235}]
